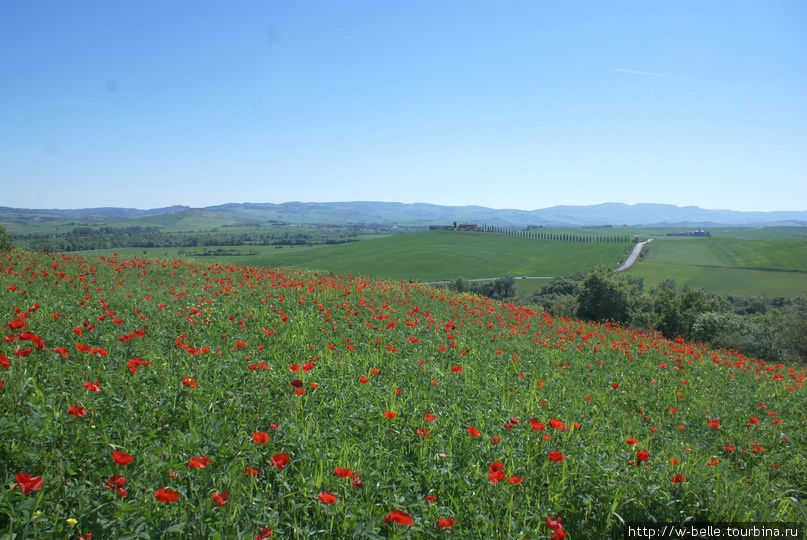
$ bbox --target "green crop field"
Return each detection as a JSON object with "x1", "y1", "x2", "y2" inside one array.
[
  {"x1": 627, "y1": 236, "x2": 807, "y2": 297},
  {"x1": 175, "y1": 231, "x2": 634, "y2": 282},
  {"x1": 1, "y1": 249, "x2": 804, "y2": 538}
]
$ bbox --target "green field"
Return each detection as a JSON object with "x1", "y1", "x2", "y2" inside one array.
[
  {"x1": 175, "y1": 231, "x2": 633, "y2": 282},
  {"x1": 627, "y1": 236, "x2": 807, "y2": 297}
]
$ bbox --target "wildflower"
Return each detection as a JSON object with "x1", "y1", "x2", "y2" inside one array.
[
  {"x1": 671, "y1": 474, "x2": 685, "y2": 484},
  {"x1": 548, "y1": 451, "x2": 564, "y2": 462},
  {"x1": 14, "y1": 472, "x2": 43, "y2": 494},
  {"x1": 271, "y1": 453, "x2": 290, "y2": 471},
  {"x1": 384, "y1": 410, "x2": 397, "y2": 419},
  {"x1": 334, "y1": 467, "x2": 354, "y2": 478},
  {"x1": 182, "y1": 377, "x2": 198, "y2": 388},
  {"x1": 467, "y1": 425, "x2": 480, "y2": 438},
  {"x1": 154, "y1": 488, "x2": 179, "y2": 502},
  {"x1": 68, "y1": 405, "x2": 87, "y2": 417},
  {"x1": 84, "y1": 381, "x2": 101, "y2": 392},
  {"x1": 251, "y1": 431, "x2": 270, "y2": 444},
  {"x1": 211, "y1": 491, "x2": 230, "y2": 506},
  {"x1": 318, "y1": 491, "x2": 338, "y2": 504},
  {"x1": 188, "y1": 456, "x2": 211, "y2": 469},
  {"x1": 112, "y1": 451, "x2": 134, "y2": 466},
  {"x1": 438, "y1": 517, "x2": 455, "y2": 528},
  {"x1": 384, "y1": 510, "x2": 414, "y2": 526}
]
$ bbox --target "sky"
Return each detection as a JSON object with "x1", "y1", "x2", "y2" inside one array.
[{"x1": 1, "y1": 1, "x2": 805, "y2": 212}]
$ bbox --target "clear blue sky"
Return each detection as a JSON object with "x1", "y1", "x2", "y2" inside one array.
[{"x1": 2, "y1": 1, "x2": 805, "y2": 211}]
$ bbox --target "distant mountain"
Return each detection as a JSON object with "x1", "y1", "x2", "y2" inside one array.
[
  {"x1": 0, "y1": 205, "x2": 190, "y2": 220},
  {"x1": 1, "y1": 202, "x2": 805, "y2": 227}
]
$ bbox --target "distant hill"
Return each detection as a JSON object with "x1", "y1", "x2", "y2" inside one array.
[{"x1": 1, "y1": 202, "x2": 805, "y2": 227}]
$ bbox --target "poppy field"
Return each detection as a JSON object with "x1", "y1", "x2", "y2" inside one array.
[{"x1": 1, "y1": 249, "x2": 805, "y2": 539}]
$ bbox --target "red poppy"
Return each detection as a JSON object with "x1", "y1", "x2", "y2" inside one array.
[
  {"x1": 182, "y1": 377, "x2": 198, "y2": 388},
  {"x1": 188, "y1": 455, "x2": 211, "y2": 469},
  {"x1": 423, "y1": 413, "x2": 436, "y2": 422},
  {"x1": 14, "y1": 472, "x2": 43, "y2": 494},
  {"x1": 0, "y1": 353, "x2": 10, "y2": 368},
  {"x1": 626, "y1": 437, "x2": 639, "y2": 445},
  {"x1": 290, "y1": 379, "x2": 303, "y2": 388},
  {"x1": 438, "y1": 517, "x2": 455, "y2": 529},
  {"x1": 416, "y1": 427, "x2": 431, "y2": 438},
  {"x1": 671, "y1": 474, "x2": 685, "y2": 484},
  {"x1": 491, "y1": 436, "x2": 501, "y2": 445},
  {"x1": 68, "y1": 405, "x2": 87, "y2": 417},
  {"x1": 271, "y1": 453, "x2": 290, "y2": 471},
  {"x1": 334, "y1": 467, "x2": 353, "y2": 478},
  {"x1": 529, "y1": 418, "x2": 545, "y2": 431},
  {"x1": 723, "y1": 444, "x2": 736, "y2": 452},
  {"x1": 211, "y1": 490, "x2": 230, "y2": 506},
  {"x1": 467, "y1": 425, "x2": 480, "y2": 438},
  {"x1": 611, "y1": 383, "x2": 619, "y2": 389},
  {"x1": 384, "y1": 510, "x2": 414, "y2": 526},
  {"x1": 318, "y1": 491, "x2": 338, "y2": 504},
  {"x1": 244, "y1": 467, "x2": 259, "y2": 477},
  {"x1": 383, "y1": 410, "x2": 397, "y2": 419},
  {"x1": 424, "y1": 494, "x2": 436, "y2": 503},
  {"x1": 636, "y1": 450, "x2": 650, "y2": 463},
  {"x1": 154, "y1": 488, "x2": 179, "y2": 502},
  {"x1": 548, "y1": 451, "x2": 564, "y2": 462},
  {"x1": 708, "y1": 419, "x2": 721, "y2": 429},
  {"x1": 256, "y1": 527, "x2": 273, "y2": 539},
  {"x1": 546, "y1": 516, "x2": 563, "y2": 531},
  {"x1": 112, "y1": 451, "x2": 133, "y2": 466},
  {"x1": 84, "y1": 381, "x2": 101, "y2": 392},
  {"x1": 488, "y1": 469, "x2": 506, "y2": 483},
  {"x1": 451, "y1": 365, "x2": 463, "y2": 373},
  {"x1": 706, "y1": 458, "x2": 719, "y2": 467},
  {"x1": 508, "y1": 475, "x2": 523, "y2": 484},
  {"x1": 8, "y1": 319, "x2": 26, "y2": 330},
  {"x1": 104, "y1": 474, "x2": 128, "y2": 497},
  {"x1": 359, "y1": 376, "x2": 369, "y2": 383},
  {"x1": 251, "y1": 431, "x2": 270, "y2": 444}
]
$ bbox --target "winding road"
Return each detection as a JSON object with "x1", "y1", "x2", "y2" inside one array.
[{"x1": 615, "y1": 239, "x2": 652, "y2": 272}]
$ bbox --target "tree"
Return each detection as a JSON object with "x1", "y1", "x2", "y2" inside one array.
[
  {"x1": 575, "y1": 267, "x2": 638, "y2": 324},
  {"x1": 0, "y1": 226, "x2": 10, "y2": 252}
]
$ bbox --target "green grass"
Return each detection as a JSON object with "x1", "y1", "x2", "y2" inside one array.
[
  {"x1": 183, "y1": 231, "x2": 633, "y2": 281},
  {"x1": 1, "y1": 249, "x2": 804, "y2": 538},
  {"x1": 627, "y1": 237, "x2": 807, "y2": 297}
]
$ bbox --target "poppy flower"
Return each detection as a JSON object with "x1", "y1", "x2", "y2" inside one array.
[
  {"x1": 14, "y1": 472, "x2": 43, "y2": 495},
  {"x1": 706, "y1": 458, "x2": 719, "y2": 467},
  {"x1": 384, "y1": 510, "x2": 414, "y2": 526},
  {"x1": 359, "y1": 376, "x2": 369, "y2": 383},
  {"x1": 467, "y1": 425, "x2": 480, "y2": 438},
  {"x1": 626, "y1": 437, "x2": 639, "y2": 445},
  {"x1": 251, "y1": 431, "x2": 270, "y2": 444},
  {"x1": 334, "y1": 467, "x2": 353, "y2": 478},
  {"x1": 383, "y1": 410, "x2": 397, "y2": 419},
  {"x1": 438, "y1": 517, "x2": 455, "y2": 529},
  {"x1": 671, "y1": 474, "x2": 685, "y2": 484},
  {"x1": 488, "y1": 469, "x2": 506, "y2": 483},
  {"x1": 491, "y1": 436, "x2": 501, "y2": 445},
  {"x1": 424, "y1": 494, "x2": 436, "y2": 503},
  {"x1": 529, "y1": 418, "x2": 545, "y2": 431},
  {"x1": 423, "y1": 413, "x2": 436, "y2": 422},
  {"x1": 154, "y1": 488, "x2": 179, "y2": 502},
  {"x1": 723, "y1": 444, "x2": 736, "y2": 452},
  {"x1": 318, "y1": 491, "x2": 338, "y2": 504},
  {"x1": 546, "y1": 516, "x2": 563, "y2": 531},
  {"x1": 244, "y1": 467, "x2": 259, "y2": 477},
  {"x1": 211, "y1": 490, "x2": 230, "y2": 506},
  {"x1": 112, "y1": 451, "x2": 134, "y2": 466},
  {"x1": 708, "y1": 419, "x2": 721, "y2": 429},
  {"x1": 182, "y1": 377, "x2": 198, "y2": 388},
  {"x1": 290, "y1": 379, "x2": 303, "y2": 388},
  {"x1": 84, "y1": 381, "x2": 101, "y2": 392},
  {"x1": 188, "y1": 455, "x2": 211, "y2": 469},
  {"x1": 271, "y1": 453, "x2": 290, "y2": 471},
  {"x1": 256, "y1": 528, "x2": 273, "y2": 539},
  {"x1": 0, "y1": 353, "x2": 10, "y2": 368},
  {"x1": 104, "y1": 474, "x2": 128, "y2": 497},
  {"x1": 451, "y1": 365, "x2": 462, "y2": 373},
  {"x1": 547, "y1": 451, "x2": 564, "y2": 462},
  {"x1": 636, "y1": 450, "x2": 650, "y2": 463},
  {"x1": 416, "y1": 427, "x2": 430, "y2": 438},
  {"x1": 68, "y1": 405, "x2": 87, "y2": 417},
  {"x1": 508, "y1": 475, "x2": 523, "y2": 484}
]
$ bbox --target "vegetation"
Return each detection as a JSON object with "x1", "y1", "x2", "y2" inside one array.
[
  {"x1": 534, "y1": 269, "x2": 807, "y2": 365},
  {"x1": 1, "y1": 249, "x2": 804, "y2": 538},
  {"x1": 0, "y1": 226, "x2": 10, "y2": 252}
]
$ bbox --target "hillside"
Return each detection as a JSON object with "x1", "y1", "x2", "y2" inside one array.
[
  {"x1": 1, "y1": 249, "x2": 804, "y2": 538},
  {"x1": 190, "y1": 230, "x2": 633, "y2": 281},
  {"x1": 3, "y1": 202, "x2": 806, "y2": 228}
]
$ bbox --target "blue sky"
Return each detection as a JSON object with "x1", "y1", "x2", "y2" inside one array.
[{"x1": 2, "y1": 1, "x2": 805, "y2": 211}]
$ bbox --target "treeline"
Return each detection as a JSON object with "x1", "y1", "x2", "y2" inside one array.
[
  {"x1": 14, "y1": 228, "x2": 360, "y2": 251},
  {"x1": 532, "y1": 267, "x2": 807, "y2": 364},
  {"x1": 450, "y1": 276, "x2": 516, "y2": 300},
  {"x1": 483, "y1": 226, "x2": 633, "y2": 243}
]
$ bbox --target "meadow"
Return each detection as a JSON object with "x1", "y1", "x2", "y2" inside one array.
[{"x1": 1, "y1": 249, "x2": 804, "y2": 538}]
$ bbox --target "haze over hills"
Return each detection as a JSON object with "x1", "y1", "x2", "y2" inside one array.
[{"x1": 1, "y1": 202, "x2": 806, "y2": 228}]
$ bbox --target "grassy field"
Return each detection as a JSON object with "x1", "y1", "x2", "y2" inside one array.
[
  {"x1": 1, "y1": 249, "x2": 804, "y2": 538},
  {"x1": 627, "y1": 236, "x2": 807, "y2": 297},
  {"x1": 174, "y1": 231, "x2": 633, "y2": 282}
]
